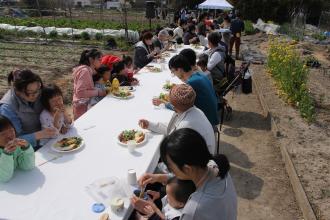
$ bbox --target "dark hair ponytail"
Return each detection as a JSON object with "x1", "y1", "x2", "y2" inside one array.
[
  {"x1": 79, "y1": 49, "x2": 102, "y2": 66},
  {"x1": 7, "y1": 69, "x2": 43, "y2": 93},
  {"x1": 160, "y1": 128, "x2": 230, "y2": 180},
  {"x1": 212, "y1": 154, "x2": 230, "y2": 179}
]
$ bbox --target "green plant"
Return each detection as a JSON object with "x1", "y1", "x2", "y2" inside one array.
[
  {"x1": 278, "y1": 23, "x2": 303, "y2": 41},
  {"x1": 95, "y1": 32, "x2": 103, "y2": 41},
  {"x1": 49, "y1": 30, "x2": 58, "y2": 39},
  {"x1": 244, "y1": 20, "x2": 256, "y2": 35},
  {"x1": 73, "y1": 34, "x2": 81, "y2": 40},
  {"x1": 311, "y1": 33, "x2": 326, "y2": 41},
  {"x1": 116, "y1": 37, "x2": 132, "y2": 51},
  {"x1": 267, "y1": 38, "x2": 315, "y2": 122},
  {"x1": 80, "y1": 31, "x2": 90, "y2": 40}
]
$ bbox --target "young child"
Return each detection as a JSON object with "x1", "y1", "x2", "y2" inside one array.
[
  {"x1": 111, "y1": 61, "x2": 139, "y2": 86},
  {"x1": 197, "y1": 54, "x2": 213, "y2": 85},
  {"x1": 133, "y1": 177, "x2": 196, "y2": 220},
  {"x1": 0, "y1": 115, "x2": 35, "y2": 182},
  {"x1": 40, "y1": 84, "x2": 72, "y2": 136},
  {"x1": 90, "y1": 65, "x2": 112, "y2": 106},
  {"x1": 123, "y1": 55, "x2": 135, "y2": 78}
]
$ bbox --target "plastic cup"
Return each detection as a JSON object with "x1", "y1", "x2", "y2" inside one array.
[
  {"x1": 127, "y1": 169, "x2": 137, "y2": 185},
  {"x1": 127, "y1": 140, "x2": 136, "y2": 153}
]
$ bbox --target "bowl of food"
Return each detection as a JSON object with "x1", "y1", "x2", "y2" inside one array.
[
  {"x1": 118, "y1": 129, "x2": 146, "y2": 146},
  {"x1": 145, "y1": 65, "x2": 162, "y2": 73},
  {"x1": 111, "y1": 90, "x2": 134, "y2": 99},
  {"x1": 52, "y1": 137, "x2": 84, "y2": 152},
  {"x1": 192, "y1": 44, "x2": 202, "y2": 49}
]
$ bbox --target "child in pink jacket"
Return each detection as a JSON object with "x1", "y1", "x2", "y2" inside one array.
[{"x1": 72, "y1": 49, "x2": 106, "y2": 120}]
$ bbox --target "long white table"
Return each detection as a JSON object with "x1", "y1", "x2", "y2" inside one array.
[{"x1": 0, "y1": 45, "x2": 205, "y2": 220}]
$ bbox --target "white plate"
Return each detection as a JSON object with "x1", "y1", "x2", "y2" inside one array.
[
  {"x1": 51, "y1": 138, "x2": 85, "y2": 153},
  {"x1": 111, "y1": 93, "x2": 134, "y2": 100},
  {"x1": 119, "y1": 86, "x2": 136, "y2": 92},
  {"x1": 117, "y1": 131, "x2": 147, "y2": 147}
]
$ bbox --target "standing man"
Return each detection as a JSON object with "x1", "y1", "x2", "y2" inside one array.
[{"x1": 229, "y1": 12, "x2": 244, "y2": 60}]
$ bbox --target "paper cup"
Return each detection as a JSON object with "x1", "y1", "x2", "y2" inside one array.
[
  {"x1": 127, "y1": 140, "x2": 136, "y2": 153},
  {"x1": 127, "y1": 169, "x2": 137, "y2": 185}
]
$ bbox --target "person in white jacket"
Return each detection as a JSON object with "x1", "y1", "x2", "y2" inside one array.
[{"x1": 139, "y1": 84, "x2": 216, "y2": 154}]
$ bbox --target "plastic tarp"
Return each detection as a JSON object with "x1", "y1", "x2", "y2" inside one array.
[
  {"x1": 198, "y1": 0, "x2": 233, "y2": 10},
  {"x1": 253, "y1": 19, "x2": 280, "y2": 35},
  {"x1": 0, "y1": 23, "x2": 140, "y2": 42}
]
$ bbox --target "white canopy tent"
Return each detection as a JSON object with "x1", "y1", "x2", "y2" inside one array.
[{"x1": 198, "y1": 0, "x2": 233, "y2": 10}]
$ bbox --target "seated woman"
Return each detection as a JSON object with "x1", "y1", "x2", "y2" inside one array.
[
  {"x1": 153, "y1": 55, "x2": 219, "y2": 127},
  {"x1": 132, "y1": 128, "x2": 237, "y2": 220},
  {"x1": 111, "y1": 61, "x2": 139, "y2": 86},
  {"x1": 0, "y1": 69, "x2": 58, "y2": 150},
  {"x1": 0, "y1": 115, "x2": 35, "y2": 182},
  {"x1": 183, "y1": 24, "x2": 199, "y2": 45},
  {"x1": 134, "y1": 31, "x2": 159, "y2": 69},
  {"x1": 204, "y1": 32, "x2": 227, "y2": 94},
  {"x1": 40, "y1": 84, "x2": 72, "y2": 138},
  {"x1": 139, "y1": 84, "x2": 215, "y2": 154}
]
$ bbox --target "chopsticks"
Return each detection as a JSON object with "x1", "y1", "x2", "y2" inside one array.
[{"x1": 37, "y1": 155, "x2": 62, "y2": 167}]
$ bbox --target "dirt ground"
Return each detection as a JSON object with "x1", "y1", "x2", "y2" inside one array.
[
  {"x1": 222, "y1": 88, "x2": 302, "y2": 219},
  {"x1": 241, "y1": 33, "x2": 330, "y2": 220},
  {"x1": 0, "y1": 41, "x2": 128, "y2": 103}
]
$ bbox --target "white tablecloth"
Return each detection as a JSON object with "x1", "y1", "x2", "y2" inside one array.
[{"x1": 0, "y1": 45, "x2": 204, "y2": 220}]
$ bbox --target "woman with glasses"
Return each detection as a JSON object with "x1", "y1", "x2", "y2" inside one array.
[{"x1": 0, "y1": 69, "x2": 57, "y2": 150}]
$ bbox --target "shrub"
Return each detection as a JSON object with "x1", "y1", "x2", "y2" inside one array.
[
  {"x1": 244, "y1": 20, "x2": 257, "y2": 35},
  {"x1": 80, "y1": 31, "x2": 90, "y2": 40},
  {"x1": 267, "y1": 38, "x2": 315, "y2": 122},
  {"x1": 95, "y1": 32, "x2": 103, "y2": 41},
  {"x1": 49, "y1": 30, "x2": 58, "y2": 39},
  {"x1": 311, "y1": 33, "x2": 326, "y2": 41}
]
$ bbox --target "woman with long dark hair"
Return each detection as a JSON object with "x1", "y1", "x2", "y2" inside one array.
[{"x1": 132, "y1": 128, "x2": 237, "y2": 220}]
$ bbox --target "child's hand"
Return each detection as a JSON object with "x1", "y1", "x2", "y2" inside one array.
[
  {"x1": 143, "y1": 205, "x2": 155, "y2": 218},
  {"x1": 130, "y1": 195, "x2": 152, "y2": 215},
  {"x1": 14, "y1": 139, "x2": 29, "y2": 149},
  {"x1": 138, "y1": 119, "x2": 149, "y2": 129},
  {"x1": 40, "y1": 127, "x2": 58, "y2": 139},
  {"x1": 146, "y1": 190, "x2": 160, "y2": 201},
  {"x1": 4, "y1": 140, "x2": 17, "y2": 153},
  {"x1": 60, "y1": 126, "x2": 69, "y2": 135}
]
